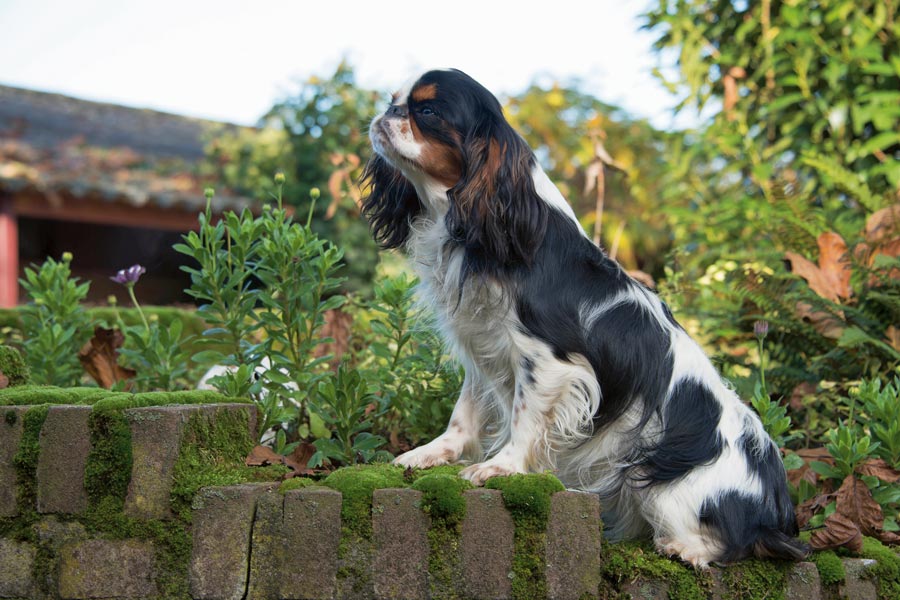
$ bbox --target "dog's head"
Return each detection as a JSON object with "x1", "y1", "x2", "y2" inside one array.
[{"x1": 362, "y1": 69, "x2": 547, "y2": 270}]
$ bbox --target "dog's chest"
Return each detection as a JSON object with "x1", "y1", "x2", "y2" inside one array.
[{"x1": 408, "y1": 220, "x2": 517, "y2": 377}]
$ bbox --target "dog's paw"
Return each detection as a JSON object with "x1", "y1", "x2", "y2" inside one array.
[
  {"x1": 459, "y1": 459, "x2": 524, "y2": 486},
  {"x1": 655, "y1": 537, "x2": 715, "y2": 569},
  {"x1": 393, "y1": 440, "x2": 460, "y2": 469}
]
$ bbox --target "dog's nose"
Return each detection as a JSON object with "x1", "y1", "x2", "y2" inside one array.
[{"x1": 386, "y1": 104, "x2": 408, "y2": 118}]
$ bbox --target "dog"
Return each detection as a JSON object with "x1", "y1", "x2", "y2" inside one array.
[{"x1": 361, "y1": 68, "x2": 808, "y2": 567}]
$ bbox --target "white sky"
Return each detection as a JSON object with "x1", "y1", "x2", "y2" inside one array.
[{"x1": 0, "y1": 0, "x2": 699, "y2": 130}]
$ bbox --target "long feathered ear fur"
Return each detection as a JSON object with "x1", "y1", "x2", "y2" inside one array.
[
  {"x1": 360, "y1": 154, "x2": 423, "y2": 249},
  {"x1": 446, "y1": 115, "x2": 548, "y2": 275}
]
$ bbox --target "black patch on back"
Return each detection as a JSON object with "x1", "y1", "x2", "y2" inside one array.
[
  {"x1": 513, "y1": 209, "x2": 675, "y2": 429},
  {"x1": 633, "y1": 379, "x2": 724, "y2": 486}
]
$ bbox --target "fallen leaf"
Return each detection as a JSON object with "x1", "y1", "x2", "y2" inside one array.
[
  {"x1": 245, "y1": 445, "x2": 283, "y2": 467},
  {"x1": 794, "y1": 301, "x2": 846, "y2": 339},
  {"x1": 78, "y1": 327, "x2": 136, "y2": 389},
  {"x1": 887, "y1": 326, "x2": 900, "y2": 353},
  {"x1": 866, "y1": 204, "x2": 900, "y2": 244},
  {"x1": 835, "y1": 474, "x2": 883, "y2": 537},
  {"x1": 284, "y1": 442, "x2": 317, "y2": 475},
  {"x1": 810, "y1": 512, "x2": 863, "y2": 552},
  {"x1": 877, "y1": 531, "x2": 900, "y2": 545},
  {"x1": 857, "y1": 459, "x2": 900, "y2": 483},
  {"x1": 785, "y1": 231, "x2": 852, "y2": 302},
  {"x1": 0, "y1": 372, "x2": 8, "y2": 389},
  {"x1": 795, "y1": 491, "x2": 835, "y2": 529}
]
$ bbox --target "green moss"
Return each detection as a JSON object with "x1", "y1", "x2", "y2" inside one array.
[
  {"x1": 811, "y1": 549, "x2": 846, "y2": 586},
  {"x1": 859, "y1": 536, "x2": 900, "y2": 600},
  {"x1": 4, "y1": 409, "x2": 15, "y2": 425},
  {"x1": 721, "y1": 558, "x2": 789, "y2": 600},
  {"x1": 92, "y1": 390, "x2": 248, "y2": 411},
  {"x1": 412, "y1": 473, "x2": 472, "y2": 525},
  {"x1": 278, "y1": 477, "x2": 324, "y2": 493},
  {"x1": 84, "y1": 408, "x2": 133, "y2": 509},
  {"x1": 601, "y1": 540, "x2": 709, "y2": 600},
  {"x1": 0, "y1": 385, "x2": 113, "y2": 406},
  {"x1": 323, "y1": 464, "x2": 407, "y2": 538},
  {"x1": 483, "y1": 474, "x2": 564, "y2": 600},
  {"x1": 412, "y1": 473, "x2": 473, "y2": 599},
  {"x1": 170, "y1": 406, "x2": 277, "y2": 521},
  {"x1": 0, "y1": 345, "x2": 29, "y2": 386},
  {"x1": 13, "y1": 405, "x2": 49, "y2": 512}
]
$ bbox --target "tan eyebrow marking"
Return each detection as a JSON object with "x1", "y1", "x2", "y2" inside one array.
[
  {"x1": 391, "y1": 92, "x2": 400, "y2": 103},
  {"x1": 411, "y1": 83, "x2": 437, "y2": 102}
]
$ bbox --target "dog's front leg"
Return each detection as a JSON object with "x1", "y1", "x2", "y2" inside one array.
[{"x1": 393, "y1": 373, "x2": 481, "y2": 469}]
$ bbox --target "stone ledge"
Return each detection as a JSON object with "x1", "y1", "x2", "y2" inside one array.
[{"x1": 58, "y1": 539, "x2": 157, "y2": 599}]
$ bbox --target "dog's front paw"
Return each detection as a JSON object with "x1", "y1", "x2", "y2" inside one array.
[
  {"x1": 393, "y1": 440, "x2": 460, "y2": 469},
  {"x1": 459, "y1": 458, "x2": 524, "y2": 486}
]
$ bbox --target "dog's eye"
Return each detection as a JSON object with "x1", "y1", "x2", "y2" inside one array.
[{"x1": 420, "y1": 106, "x2": 437, "y2": 117}]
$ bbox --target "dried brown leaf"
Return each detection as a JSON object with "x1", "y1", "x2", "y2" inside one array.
[
  {"x1": 78, "y1": 327, "x2": 136, "y2": 389},
  {"x1": 866, "y1": 204, "x2": 900, "y2": 244},
  {"x1": 810, "y1": 512, "x2": 863, "y2": 552},
  {"x1": 785, "y1": 232, "x2": 852, "y2": 302},
  {"x1": 887, "y1": 326, "x2": 900, "y2": 353},
  {"x1": 794, "y1": 301, "x2": 846, "y2": 339},
  {"x1": 795, "y1": 492, "x2": 835, "y2": 529},
  {"x1": 835, "y1": 474, "x2": 883, "y2": 537},
  {"x1": 245, "y1": 444, "x2": 283, "y2": 467},
  {"x1": 789, "y1": 381, "x2": 818, "y2": 411},
  {"x1": 0, "y1": 373, "x2": 8, "y2": 389},
  {"x1": 856, "y1": 459, "x2": 900, "y2": 483}
]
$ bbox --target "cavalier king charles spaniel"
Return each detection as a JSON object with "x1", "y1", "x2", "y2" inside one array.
[{"x1": 362, "y1": 68, "x2": 808, "y2": 567}]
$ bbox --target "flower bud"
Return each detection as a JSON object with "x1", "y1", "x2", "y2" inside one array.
[
  {"x1": 107, "y1": 295, "x2": 118, "y2": 306},
  {"x1": 754, "y1": 320, "x2": 769, "y2": 340},
  {"x1": 148, "y1": 314, "x2": 159, "y2": 323},
  {"x1": 310, "y1": 187, "x2": 321, "y2": 200},
  {"x1": 274, "y1": 172, "x2": 286, "y2": 185},
  {"x1": 62, "y1": 252, "x2": 73, "y2": 263},
  {"x1": 204, "y1": 187, "x2": 215, "y2": 199}
]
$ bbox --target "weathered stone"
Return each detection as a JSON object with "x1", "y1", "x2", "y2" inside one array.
[
  {"x1": 0, "y1": 539, "x2": 36, "y2": 598},
  {"x1": 0, "y1": 406, "x2": 31, "y2": 517},
  {"x1": 839, "y1": 558, "x2": 877, "y2": 600},
  {"x1": 190, "y1": 483, "x2": 277, "y2": 600},
  {"x1": 58, "y1": 539, "x2": 156, "y2": 599},
  {"x1": 246, "y1": 488, "x2": 342, "y2": 600},
  {"x1": 460, "y1": 488, "x2": 515, "y2": 600},
  {"x1": 785, "y1": 561, "x2": 822, "y2": 600},
  {"x1": 282, "y1": 487, "x2": 343, "y2": 598},
  {"x1": 124, "y1": 405, "x2": 188, "y2": 519},
  {"x1": 620, "y1": 576, "x2": 669, "y2": 600},
  {"x1": 36, "y1": 405, "x2": 91, "y2": 514},
  {"x1": 245, "y1": 492, "x2": 283, "y2": 600},
  {"x1": 546, "y1": 491, "x2": 602, "y2": 599},
  {"x1": 373, "y1": 488, "x2": 429, "y2": 600}
]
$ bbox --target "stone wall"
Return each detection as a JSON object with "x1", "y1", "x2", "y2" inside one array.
[{"x1": 0, "y1": 396, "x2": 896, "y2": 600}]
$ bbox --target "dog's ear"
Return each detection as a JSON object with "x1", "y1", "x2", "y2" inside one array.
[
  {"x1": 446, "y1": 121, "x2": 547, "y2": 272},
  {"x1": 360, "y1": 155, "x2": 423, "y2": 249}
]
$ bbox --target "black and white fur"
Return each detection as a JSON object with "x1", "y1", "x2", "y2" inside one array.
[{"x1": 362, "y1": 68, "x2": 808, "y2": 567}]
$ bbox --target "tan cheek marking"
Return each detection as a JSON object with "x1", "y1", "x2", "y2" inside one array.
[
  {"x1": 411, "y1": 83, "x2": 438, "y2": 102},
  {"x1": 409, "y1": 117, "x2": 463, "y2": 187}
]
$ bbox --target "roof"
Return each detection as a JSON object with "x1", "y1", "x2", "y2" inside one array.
[{"x1": 0, "y1": 85, "x2": 254, "y2": 218}]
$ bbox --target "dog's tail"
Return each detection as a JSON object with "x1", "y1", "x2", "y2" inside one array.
[{"x1": 753, "y1": 529, "x2": 811, "y2": 561}]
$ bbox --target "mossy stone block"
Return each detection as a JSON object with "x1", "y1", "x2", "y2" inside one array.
[
  {"x1": 785, "y1": 561, "x2": 821, "y2": 600},
  {"x1": 372, "y1": 488, "x2": 430, "y2": 600},
  {"x1": 545, "y1": 491, "x2": 602, "y2": 599},
  {"x1": 36, "y1": 405, "x2": 91, "y2": 514},
  {"x1": 460, "y1": 488, "x2": 515, "y2": 599},
  {"x1": 0, "y1": 538, "x2": 36, "y2": 598},
  {"x1": 839, "y1": 558, "x2": 877, "y2": 600},
  {"x1": 189, "y1": 482, "x2": 278, "y2": 600},
  {"x1": 245, "y1": 492, "x2": 283, "y2": 600},
  {"x1": 0, "y1": 405, "x2": 31, "y2": 517},
  {"x1": 124, "y1": 405, "x2": 190, "y2": 519},
  {"x1": 58, "y1": 539, "x2": 157, "y2": 599},
  {"x1": 0, "y1": 345, "x2": 29, "y2": 387},
  {"x1": 282, "y1": 487, "x2": 343, "y2": 598}
]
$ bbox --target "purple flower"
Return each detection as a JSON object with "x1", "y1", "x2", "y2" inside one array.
[
  {"x1": 111, "y1": 264, "x2": 146, "y2": 286},
  {"x1": 754, "y1": 320, "x2": 769, "y2": 340}
]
